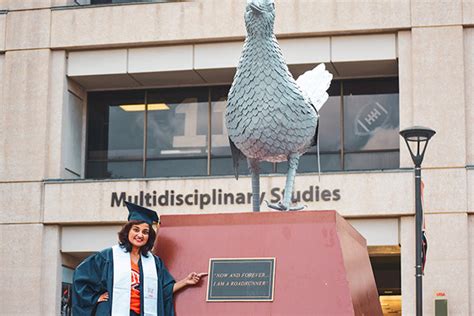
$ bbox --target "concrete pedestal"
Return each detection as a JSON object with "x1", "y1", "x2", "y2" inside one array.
[{"x1": 154, "y1": 211, "x2": 382, "y2": 316}]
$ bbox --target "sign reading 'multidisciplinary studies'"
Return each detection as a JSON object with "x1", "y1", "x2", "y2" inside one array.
[{"x1": 207, "y1": 258, "x2": 275, "y2": 302}]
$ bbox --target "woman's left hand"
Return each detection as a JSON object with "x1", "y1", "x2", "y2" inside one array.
[
  {"x1": 184, "y1": 272, "x2": 208, "y2": 285},
  {"x1": 173, "y1": 272, "x2": 208, "y2": 293}
]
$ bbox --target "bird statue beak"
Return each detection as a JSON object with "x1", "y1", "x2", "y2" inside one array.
[
  {"x1": 249, "y1": 2, "x2": 263, "y2": 13},
  {"x1": 247, "y1": 0, "x2": 273, "y2": 13}
]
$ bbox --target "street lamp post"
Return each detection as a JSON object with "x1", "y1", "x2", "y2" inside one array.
[{"x1": 399, "y1": 126, "x2": 436, "y2": 316}]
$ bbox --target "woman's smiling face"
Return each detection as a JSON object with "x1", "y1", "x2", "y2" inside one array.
[{"x1": 128, "y1": 222, "x2": 150, "y2": 249}]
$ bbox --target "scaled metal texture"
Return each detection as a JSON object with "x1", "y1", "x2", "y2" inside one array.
[{"x1": 226, "y1": 0, "x2": 332, "y2": 211}]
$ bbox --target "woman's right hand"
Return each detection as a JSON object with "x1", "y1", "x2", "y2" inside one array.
[{"x1": 97, "y1": 292, "x2": 109, "y2": 303}]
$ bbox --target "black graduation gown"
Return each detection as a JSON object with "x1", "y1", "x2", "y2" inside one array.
[{"x1": 72, "y1": 247, "x2": 176, "y2": 316}]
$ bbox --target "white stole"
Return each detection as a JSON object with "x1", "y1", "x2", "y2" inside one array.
[{"x1": 112, "y1": 245, "x2": 158, "y2": 316}]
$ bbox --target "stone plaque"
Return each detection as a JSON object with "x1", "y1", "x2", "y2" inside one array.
[{"x1": 206, "y1": 258, "x2": 275, "y2": 302}]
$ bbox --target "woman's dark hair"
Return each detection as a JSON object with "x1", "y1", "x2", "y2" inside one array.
[{"x1": 118, "y1": 221, "x2": 156, "y2": 256}]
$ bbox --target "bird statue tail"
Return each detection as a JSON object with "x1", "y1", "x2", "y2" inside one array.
[
  {"x1": 296, "y1": 63, "x2": 333, "y2": 112},
  {"x1": 296, "y1": 63, "x2": 333, "y2": 182}
]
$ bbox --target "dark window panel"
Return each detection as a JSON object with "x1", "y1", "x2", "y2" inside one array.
[
  {"x1": 344, "y1": 151, "x2": 399, "y2": 171},
  {"x1": 211, "y1": 157, "x2": 250, "y2": 177},
  {"x1": 87, "y1": 90, "x2": 145, "y2": 160},
  {"x1": 343, "y1": 93, "x2": 399, "y2": 152},
  {"x1": 146, "y1": 87, "x2": 209, "y2": 158},
  {"x1": 370, "y1": 255, "x2": 401, "y2": 295},
  {"x1": 210, "y1": 86, "x2": 231, "y2": 157},
  {"x1": 146, "y1": 158, "x2": 208, "y2": 177},
  {"x1": 86, "y1": 160, "x2": 143, "y2": 179},
  {"x1": 343, "y1": 77, "x2": 399, "y2": 95},
  {"x1": 327, "y1": 79, "x2": 341, "y2": 96},
  {"x1": 318, "y1": 95, "x2": 341, "y2": 152},
  {"x1": 210, "y1": 157, "x2": 274, "y2": 176},
  {"x1": 86, "y1": 91, "x2": 145, "y2": 178},
  {"x1": 276, "y1": 153, "x2": 342, "y2": 174}
]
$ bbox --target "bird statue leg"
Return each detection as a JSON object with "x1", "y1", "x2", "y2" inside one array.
[
  {"x1": 267, "y1": 153, "x2": 305, "y2": 211},
  {"x1": 248, "y1": 158, "x2": 261, "y2": 212}
]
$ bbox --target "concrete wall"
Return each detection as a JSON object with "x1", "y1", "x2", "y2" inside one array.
[
  {"x1": 47, "y1": 50, "x2": 68, "y2": 179},
  {"x1": 6, "y1": 9, "x2": 51, "y2": 50},
  {"x1": 67, "y1": 33, "x2": 397, "y2": 89},
  {"x1": 411, "y1": 26, "x2": 466, "y2": 168},
  {"x1": 43, "y1": 170, "x2": 414, "y2": 223},
  {"x1": 468, "y1": 199, "x2": 473, "y2": 316},
  {"x1": 465, "y1": 0, "x2": 474, "y2": 25},
  {"x1": 411, "y1": 0, "x2": 463, "y2": 27},
  {"x1": 0, "y1": 50, "x2": 51, "y2": 181},
  {"x1": 62, "y1": 91, "x2": 85, "y2": 179},
  {"x1": 0, "y1": 12, "x2": 5, "y2": 51},
  {"x1": 399, "y1": 214, "x2": 470, "y2": 315},
  {"x1": 397, "y1": 30, "x2": 414, "y2": 169},
  {"x1": 40, "y1": 225, "x2": 62, "y2": 315},
  {"x1": 466, "y1": 28, "x2": 474, "y2": 166},
  {"x1": 0, "y1": 50, "x2": 68, "y2": 181},
  {"x1": 0, "y1": 182, "x2": 43, "y2": 223},
  {"x1": 0, "y1": 0, "x2": 73, "y2": 10},
  {"x1": 423, "y1": 213, "x2": 470, "y2": 315},
  {"x1": 0, "y1": 54, "x2": 4, "y2": 164},
  {"x1": 50, "y1": 0, "x2": 411, "y2": 49},
  {"x1": 0, "y1": 224, "x2": 61, "y2": 315}
]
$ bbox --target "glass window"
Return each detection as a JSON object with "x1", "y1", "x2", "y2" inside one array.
[
  {"x1": 85, "y1": 78, "x2": 400, "y2": 179},
  {"x1": 343, "y1": 78, "x2": 400, "y2": 170},
  {"x1": 287, "y1": 80, "x2": 342, "y2": 173},
  {"x1": 146, "y1": 88, "x2": 209, "y2": 177},
  {"x1": 86, "y1": 91, "x2": 145, "y2": 179}
]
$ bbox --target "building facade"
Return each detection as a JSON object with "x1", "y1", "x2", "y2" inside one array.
[{"x1": 0, "y1": 0, "x2": 473, "y2": 315}]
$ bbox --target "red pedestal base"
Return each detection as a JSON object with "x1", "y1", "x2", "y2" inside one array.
[{"x1": 154, "y1": 211, "x2": 382, "y2": 316}]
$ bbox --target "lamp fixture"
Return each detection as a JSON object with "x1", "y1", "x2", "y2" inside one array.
[{"x1": 399, "y1": 126, "x2": 436, "y2": 167}]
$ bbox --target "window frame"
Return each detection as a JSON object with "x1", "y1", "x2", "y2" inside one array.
[{"x1": 85, "y1": 78, "x2": 400, "y2": 179}]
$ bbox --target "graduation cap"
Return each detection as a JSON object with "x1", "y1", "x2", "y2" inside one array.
[{"x1": 124, "y1": 201, "x2": 160, "y2": 224}]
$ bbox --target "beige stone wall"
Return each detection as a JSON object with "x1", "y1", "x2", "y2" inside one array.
[
  {"x1": 0, "y1": 49, "x2": 68, "y2": 181},
  {"x1": 43, "y1": 170, "x2": 414, "y2": 223},
  {"x1": 470, "y1": 215, "x2": 474, "y2": 311},
  {"x1": 423, "y1": 213, "x2": 470, "y2": 315},
  {"x1": 50, "y1": 0, "x2": 411, "y2": 49},
  {"x1": 401, "y1": 213, "x2": 470, "y2": 315},
  {"x1": 422, "y1": 169, "x2": 468, "y2": 213},
  {"x1": 400, "y1": 216, "x2": 415, "y2": 315},
  {"x1": 466, "y1": 28, "x2": 474, "y2": 165},
  {"x1": 0, "y1": 0, "x2": 73, "y2": 10},
  {"x1": 0, "y1": 13, "x2": 5, "y2": 51},
  {"x1": 47, "y1": 50, "x2": 69, "y2": 179},
  {"x1": 6, "y1": 9, "x2": 51, "y2": 50},
  {"x1": 0, "y1": 50, "x2": 51, "y2": 181},
  {"x1": 0, "y1": 224, "x2": 61, "y2": 315},
  {"x1": 1, "y1": 0, "x2": 52, "y2": 10},
  {"x1": 411, "y1": 0, "x2": 463, "y2": 27},
  {"x1": 411, "y1": 26, "x2": 466, "y2": 168},
  {"x1": 465, "y1": 0, "x2": 474, "y2": 25},
  {"x1": 0, "y1": 182, "x2": 43, "y2": 223},
  {"x1": 0, "y1": 54, "x2": 4, "y2": 159},
  {"x1": 40, "y1": 225, "x2": 62, "y2": 315},
  {"x1": 469, "y1": 169, "x2": 474, "y2": 212},
  {"x1": 397, "y1": 30, "x2": 414, "y2": 169}
]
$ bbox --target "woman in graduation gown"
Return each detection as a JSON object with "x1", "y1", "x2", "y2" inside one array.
[{"x1": 72, "y1": 202, "x2": 206, "y2": 316}]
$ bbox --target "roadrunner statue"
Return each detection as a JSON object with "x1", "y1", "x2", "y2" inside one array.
[{"x1": 226, "y1": 0, "x2": 333, "y2": 211}]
